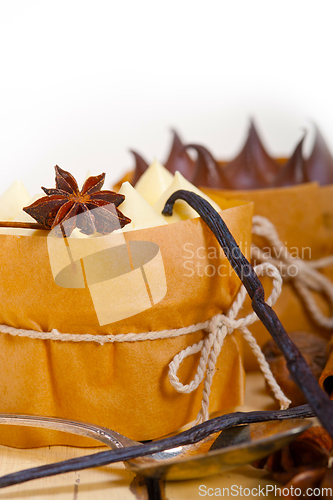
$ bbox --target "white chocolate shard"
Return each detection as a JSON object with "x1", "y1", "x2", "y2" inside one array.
[
  {"x1": 0, "y1": 192, "x2": 46, "y2": 236},
  {"x1": 118, "y1": 181, "x2": 167, "y2": 232},
  {"x1": 153, "y1": 171, "x2": 222, "y2": 223},
  {"x1": 0, "y1": 191, "x2": 46, "y2": 236},
  {"x1": 135, "y1": 159, "x2": 173, "y2": 206},
  {"x1": 0, "y1": 181, "x2": 31, "y2": 221}
]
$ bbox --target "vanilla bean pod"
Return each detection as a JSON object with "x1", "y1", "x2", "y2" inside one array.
[
  {"x1": 162, "y1": 190, "x2": 333, "y2": 437},
  {"x1": 0, "y1": 405, "x2": 318, "y2": 488}
]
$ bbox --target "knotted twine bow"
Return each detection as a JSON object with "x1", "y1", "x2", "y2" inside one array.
[
  {"x1": 251, "y1": 215, "x2": 333, "y2": 330},
  {"x1": 168, "y1": 262, "x2": 291, "y2": 425}
]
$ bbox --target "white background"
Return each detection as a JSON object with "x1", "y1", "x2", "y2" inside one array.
[{"x1": 0, "y1": 0, "x2": 332, "y2": 195}]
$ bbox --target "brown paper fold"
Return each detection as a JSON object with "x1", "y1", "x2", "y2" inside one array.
[
  {"x1": 203, "y1": 183, "x2": 333, "y2": 370},
  {"x1": 0, "y1": 200, "x2": 253, "y2": 448}
]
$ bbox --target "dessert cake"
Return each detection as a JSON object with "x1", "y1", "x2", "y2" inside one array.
[{"x1": 0, "y1": 164, "x2": 253, "y2": 447}]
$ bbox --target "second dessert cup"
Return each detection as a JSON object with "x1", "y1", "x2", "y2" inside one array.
[{"x1": 203, "y1": 182, "x2": 333, "y2": 370}]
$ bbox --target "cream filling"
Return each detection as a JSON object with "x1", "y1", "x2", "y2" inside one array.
[
  {"x1": 0, "y1": 181, "x2": 31, "y2": 222},
  {"x1": 118, "y1": 181, "x2": 167, "y2": 231},
  {"x1": 0, "y1": 182, "x2": 43, "y2": 236},
  {"x1": 135, "y1": 159, "x2": 173, "y2": 206},
  {"x1": 0, "y1": 168, "x2": 222, "y2": 236},
  {"x1": 153, "y1": 171, "x2": 221, "y2": 223}
]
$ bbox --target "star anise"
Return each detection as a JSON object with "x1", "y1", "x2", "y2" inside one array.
[{"x1": 23, "y1": 166, "x2": 131, "y2": 236}]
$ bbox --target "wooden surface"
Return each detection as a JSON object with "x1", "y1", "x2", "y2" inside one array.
[{"x1": 0, "y1": 373, "x2": 281, "y2": 499}]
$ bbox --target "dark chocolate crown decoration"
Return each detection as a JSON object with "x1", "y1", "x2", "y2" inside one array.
[{"x1": 129, "y1": 122, "x2": 333, "y2": 190}]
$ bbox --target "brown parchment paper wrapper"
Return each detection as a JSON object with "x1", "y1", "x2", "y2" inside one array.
[
  {"x1": 0, "y1": 199, "x2": 253, "y2": 448},
  {"x1": 203, "y1": 183, "x2": 333, "y2": 371}
]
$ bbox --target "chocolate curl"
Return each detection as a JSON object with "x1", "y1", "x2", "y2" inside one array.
[
  {"x1": 223, "y1": 121, "x2": 280, "y2": 189},
  {"x1": 273, "y1": 136, "x2": 306, "y2": 187},
  {"x1": 130, "y1": 150, "x2": 149, "y2": 186},
  {"x1": 305, "y1": 126, "x2": 333, "y2": 185},
  {"x1": 164, "y1": 130, "x2": 195, "y2": 178},
  {"x1": 185, "y1": 144, "x2": 232, "y2": 189}
]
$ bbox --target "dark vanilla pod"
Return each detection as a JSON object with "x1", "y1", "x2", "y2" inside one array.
[
  {"x1": 0, "y1": 405, "x2": 321, "y2": 488},
  {"x1": 222, "y1": 121, "x2": 281, "y2": 190},
  {"x1": 185, "y1": 144, "x2": 232, "y2": 189},
  {"x1": 304, "y1": 126, "x2": 333, "y2": 185},
  {"x1": 130, "y1": 150, "x2": 149, "y2": 186},
  {"x1": 273, "y1": 136, "x2": 306, "y2": 187},
  {"x1": 164, "y1": 130, "x2": 195, "y2": 178}
]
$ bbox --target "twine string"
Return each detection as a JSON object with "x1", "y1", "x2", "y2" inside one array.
[
  {"x1": 252, "y1": 215, "x2": 333, "y2": 330},
  {"x1": 168, "y1": 262, "x2": 290, "y2": 424}
]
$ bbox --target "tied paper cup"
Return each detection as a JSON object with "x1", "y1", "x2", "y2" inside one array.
[
  {"x1": 203, "y1": 183, "x2": 333, "y2": 371},
  {"x1": 0, "y1": 199, "x2": 253, "y2": 448}
]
